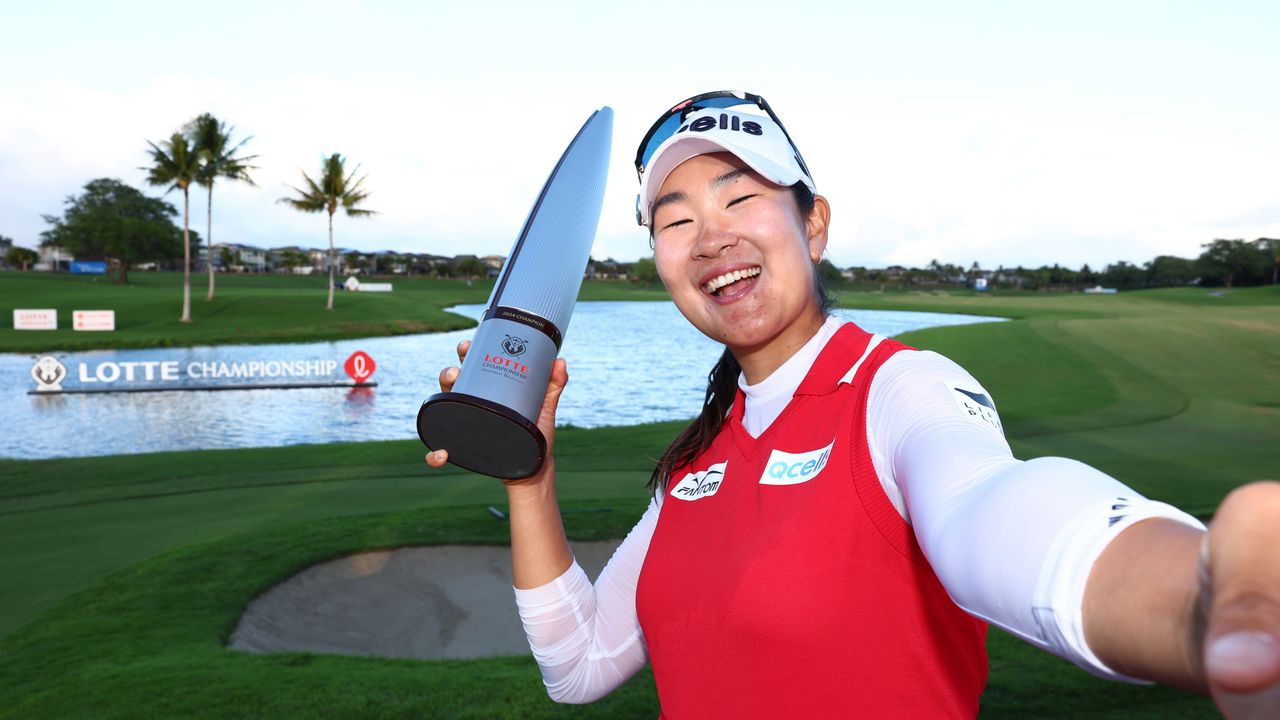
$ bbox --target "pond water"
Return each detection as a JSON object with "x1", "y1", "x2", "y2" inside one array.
[{"x1": 0, "y1": 302, "x2": 1003, "y2": 460}]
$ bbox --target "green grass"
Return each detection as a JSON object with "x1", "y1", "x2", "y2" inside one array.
[
  {"x1": 0, "y1": 425, "x2": 680, "y2": 638},
  {"x1": 0, "y1": 500, "x2": 663, "y2": 720},
  {"x1": 0, "y1": 271, "x2": 491, "y2": 351},
  {"x1": 894, "y1": 286, "x2": 1280, "y2": 513},
  {"x1": 0, "y1": 498, "x2": 1216, "y2": 719},
  {"x1": 1, "y1": 278, "x2": 1277, "y2": 717},
  {"x1": 0, "y1": 271, "x2": 671, "y2": 351}
]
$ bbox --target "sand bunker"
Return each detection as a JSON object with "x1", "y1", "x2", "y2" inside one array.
[{"x1": 229, "y1": 541, "x2": 619, "y2": 660}]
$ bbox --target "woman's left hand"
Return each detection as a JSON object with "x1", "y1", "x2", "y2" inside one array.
[{"x1": 1202, "y1": 481, "x2": 1280, "y2": 718}]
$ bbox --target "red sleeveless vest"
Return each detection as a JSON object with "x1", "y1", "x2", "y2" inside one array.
[{"x1": 636, "y1": 324, "x2": 988, "y2": 719}]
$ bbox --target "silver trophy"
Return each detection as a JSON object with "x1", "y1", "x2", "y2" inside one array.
[{"x1": 417, "y1": 107, "x2": 612, "y2": 479}]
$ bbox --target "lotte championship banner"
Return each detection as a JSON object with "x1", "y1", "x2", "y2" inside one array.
[{"x1": 29, "y1": 350, "x2": 377, "y2": 394}]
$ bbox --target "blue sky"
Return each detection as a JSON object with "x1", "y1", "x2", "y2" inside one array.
[{"x1": 2, "y1": 0, "x2": 1277, "y2": 269}]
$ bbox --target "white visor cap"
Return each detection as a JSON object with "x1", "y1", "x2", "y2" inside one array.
[{"x1": 637, "y1": 106, "x2": 816, "y2": 227}]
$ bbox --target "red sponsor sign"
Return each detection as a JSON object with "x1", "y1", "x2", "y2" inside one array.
[
  {"x1": 344, "y1": 351, "x2": 377, "y2": 384},
  {"x1": 73, "y1": 310, "x2": 116, "y2": 331}
]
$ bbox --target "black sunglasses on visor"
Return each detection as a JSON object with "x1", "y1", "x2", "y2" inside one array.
[{"x1": 633, "y1": 90, "x2": 813, "y2": 185}]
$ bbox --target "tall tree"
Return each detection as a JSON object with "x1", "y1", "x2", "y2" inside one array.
[
  {"x1": 1198, "y1": 239, "x2": 1270, "y2": 289},
  {"x1": 40, "y1": 178, "x2": 186, "y2": 284},
  {"x1": 926, "y1": 258, "x2": 943, "y2": 284},
  {"x1": 279, "y1": 154, "x2": 376, "y2": 310},
  {"x1": 144, "y1": 132, "x2": 201, "y2": 322},
  {"x1": 817, "y1": 259, "x2": 845, "y2": 288},
  {"x1": 632, "y1": 257, "x2": 659, "y2": 288},
  {"x1": 1145, "y1": 255, "x2": 1197, "y2": 288},
  {"x1": 1101, "y1": 260, "x2": 1146, "y2": 289},
  {"x1": 5, "y1": 246, "x2": 39, "y2": 271},
  {"x1": 1255, "y1": 238, "x2": 1280, "y2": 285},
  {"x1": 187, "y1": 113, "x2": 258, "y2": 301}
]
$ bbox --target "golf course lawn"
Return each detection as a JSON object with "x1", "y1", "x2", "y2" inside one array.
[
  {"x1": 1, "y1": 273, "x2": 1276, "y2": 718},
  {"x1": 0, "y1": 271, "x2": 670, "y2": 352}
]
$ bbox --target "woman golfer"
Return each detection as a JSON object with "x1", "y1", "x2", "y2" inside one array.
[{"x1": 429, "y1": 91, "x2": 1280, "y2": 718}]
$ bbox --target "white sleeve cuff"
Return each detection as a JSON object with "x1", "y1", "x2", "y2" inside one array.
[
  {"x1": 513, "y1": 560, "x2": 601, "y2": 684},
  {"x1": 508, "y1": 496, "x2": 659, "y2": 703},
  {"x1": 513, "y1": 560, "x2": 591, "y2": 613},
  {"x1": 1033, "y1": 499, "x2": 1206, "y2": 682}
]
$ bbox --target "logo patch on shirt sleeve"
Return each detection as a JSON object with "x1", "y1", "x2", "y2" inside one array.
[
  {"x1": 759, "y1": 440, "x2": 835, "y2": 486},
  {"x1": 948, "y1": 384, "x2": 1004, "y2": 436},
  {"x1": 670, "y1": 461, "x2": 728, "y2": 501}
]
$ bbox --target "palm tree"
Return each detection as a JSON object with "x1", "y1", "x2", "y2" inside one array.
[
  {"x1": 187, "y1": 113, "x2": 258, "y2": 302},
  {"x1": 144, "y1": 132, "x2": 201, "y2": 323},
  {"x1": 279, "y1": 154, "x2": 376, "y2": 310}
]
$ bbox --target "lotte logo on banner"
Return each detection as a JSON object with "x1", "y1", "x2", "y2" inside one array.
[{"x1": 344, "y1": 351, "x2": 377, "y2": 384}]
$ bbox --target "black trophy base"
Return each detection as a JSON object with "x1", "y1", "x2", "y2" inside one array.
[{"x1": 417, "y1": 392, "x2": 548, "y2": 480}]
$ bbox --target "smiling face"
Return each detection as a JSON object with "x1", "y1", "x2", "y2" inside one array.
[{"x1": 651, "y1": 152, "x2": 831, "y2": 382}]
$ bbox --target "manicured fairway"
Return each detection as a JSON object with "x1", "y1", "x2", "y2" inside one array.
[
  {"x1": 0, "y1": 271, "x2": 669, "y2": 352},
  {"x1": 889, "y1": 286, "x2": 1279, "y2": 512},
  {"x1": 1, "y1": 280, "x2": 1276, "y2": 718},
  {"x1": 0, "y1": 271, "x2": 475, "y2": 350}
]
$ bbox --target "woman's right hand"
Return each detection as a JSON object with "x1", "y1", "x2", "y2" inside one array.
[
  {"x1": 426, "y1": 339, "x2": 576, "y2": 588},
  {"x1": 424, "y1": 339, "x2": 570, "y2": 488}
]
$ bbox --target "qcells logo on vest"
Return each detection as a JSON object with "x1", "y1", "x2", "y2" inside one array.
[
  {"x1": 759, "y1": 440, "x2": 835, "y2": 486},
  {"x1": 670, "y1": 461, "x2": 727, "y2": 501}
]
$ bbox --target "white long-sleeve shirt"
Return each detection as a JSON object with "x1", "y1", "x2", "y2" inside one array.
[{"x1": 514, "y1": 317, "x2": 1203, "y2": 703}]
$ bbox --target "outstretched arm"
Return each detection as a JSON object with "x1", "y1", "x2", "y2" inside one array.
[
  {"x1": 1084, "y1": 483, "x2": 1280, "y2": 715},
  {"x1": 872, "y1": 350, "x2": 1203, "y2": 679},
  {"x1": 872, "y1": 349, "x2": 1280, "y2": 717}
]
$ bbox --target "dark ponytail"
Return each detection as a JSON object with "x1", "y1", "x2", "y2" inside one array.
[
  {"x1": 649, "y1": 182, "x2": 833, "y2": 491},
  {"x1": 648, "y1": 348, "x2": 742, "y2": 491}
]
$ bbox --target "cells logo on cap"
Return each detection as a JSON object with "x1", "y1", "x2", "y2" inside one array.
[
  {"x1": 344, "y1": 351, "x2": 377, "y2": 384},
  {"x1": 680, "y1": 113, "x2": 763, "y2": 137}
]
